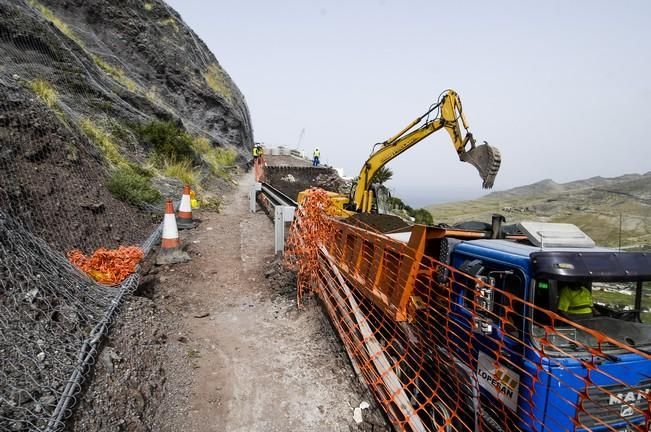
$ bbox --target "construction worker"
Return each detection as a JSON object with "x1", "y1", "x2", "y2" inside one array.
[
  {"x1": 252, "y1": 144, "x2": 260, "y2": 160},
  {"x1": 312, "y1": 147, "x2": 320, "y2": 166},
  {"x1": 557, "y1": 282, "x2": 593, "y2": 319}
]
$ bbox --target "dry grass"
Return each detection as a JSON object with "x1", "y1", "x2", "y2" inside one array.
[
  {"x1": 191, "y1": 136, "x2": 237, "y2": 178},
  {"x1": 92, "y1": 54, "x2": 139, "y2": 92},
  {"x1": 80, "y1": 118, "x2": 127, "y2": 167},
  {"x1": 28, "y1": 0, "x2": 82, "y2": 45},
  {"x1": 29, "y1": 78, "x2": 58, "y2": 109},
  {"x1": 160, "y1": 17, "x2": 180, "y2": 33},
  {"x1": 162, "y1": 158, "x2": 200, "y2": 187},
  {"x1": 144, "y1": 86, "x2": 170, "y2": 109},
  {"x1": 203, "y1": 64, "x2": 234, "y2": 105}
]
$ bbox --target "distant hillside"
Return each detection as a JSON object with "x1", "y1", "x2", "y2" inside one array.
[{"x1": 426, "y1": 172, "x2": 651, "y2": 249}]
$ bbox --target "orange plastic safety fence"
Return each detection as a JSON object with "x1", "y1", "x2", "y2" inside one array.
[
  {"x1": 285, "y1": 188, "x2": 338, "y2": 304},
  {"x1": 67, "y1": 245, "x2": 144, "y2": 285},
  {"x1": 286, "y1": 189, "x2": 651, "y2": 432},
  {"x1": 254, "y1": 155, "x2": 266, "y2": 182}
]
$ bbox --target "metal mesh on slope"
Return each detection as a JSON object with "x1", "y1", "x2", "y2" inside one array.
[{"x1": 0, "y1": 211, "x2": 114, "y2": 431}]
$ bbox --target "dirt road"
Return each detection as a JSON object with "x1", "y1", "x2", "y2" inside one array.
[
  {"x1": 166, "y1": 172, "x2": 385, "y2": 431},
  {"x1": 69, "y1": 170, "x2": 387, "y2": 431}
]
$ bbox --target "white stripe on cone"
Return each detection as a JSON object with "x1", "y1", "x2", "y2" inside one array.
[
  {"x1": 179, "y1": 193, "x2": 192, "y2": 214},
  {"x1": 162, "y1": 213, "x2": 179, "y2": 239}
]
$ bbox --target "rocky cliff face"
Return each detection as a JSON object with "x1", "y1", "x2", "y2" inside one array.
[
  {"x1": 0, "y1": 0, "x2": 253, "y2": 252},
  {"x1": 2, "y1": 0, "x2": 252, "y2": 149}
]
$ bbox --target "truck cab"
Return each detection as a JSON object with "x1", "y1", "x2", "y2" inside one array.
[{"x1": 443, "y1": 222, "x2": 651, "y2": 431}]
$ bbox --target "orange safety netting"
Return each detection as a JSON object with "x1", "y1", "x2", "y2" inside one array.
[
  {"x1": 286, "y1": 189, "x2": 651, "y2": 432},
  {"x1": 67, "y1": 246, "x2": 144, "y2": 285},
  {"x1": 254, "y1": 155, "x2": 266, "y2": 182}
]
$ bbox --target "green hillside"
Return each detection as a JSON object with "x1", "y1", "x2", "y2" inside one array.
[{"x1": 426, "y1": 173, "x2": 651, "y2": 249}]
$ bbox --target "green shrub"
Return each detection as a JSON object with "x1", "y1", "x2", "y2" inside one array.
[
  {"x1": 128, "y1": 161, "x2": 156, "y2": 179},
  {"x1": 191, "y1": 136, "x2": 212, "y2": 154},
  {"x1": 409, "y1": 208, "x2": 433, "y2": 225},
  {"x1": 108, "y1": 165, "x2": 161, "y2": 205},
  {"x1": 138, "y1": 120, "x2": 195, "y2": 162}
]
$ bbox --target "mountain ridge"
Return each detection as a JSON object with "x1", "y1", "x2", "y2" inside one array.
[{"x1": 426, "y1": 171, "x2": 651, "y2": 249}]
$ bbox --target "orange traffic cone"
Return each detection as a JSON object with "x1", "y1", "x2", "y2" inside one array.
[
  {"x1": 176, "y1": 184, "x2": 196, "y2": 229},
  {"x1": 156, "y1": 199, "x2": 190, "y2": 265},
  {"x1": 161, "y1": 199, "x2": 180, "y2": 249}
]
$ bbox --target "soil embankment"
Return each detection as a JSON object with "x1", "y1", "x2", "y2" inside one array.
[{"x1": 264, "y1": 154, "x2": 343, "y2": 202}]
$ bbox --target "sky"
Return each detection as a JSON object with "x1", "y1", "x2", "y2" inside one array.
[{"x1": 166, "y1": 0, "x2": 651, "y2": 207}]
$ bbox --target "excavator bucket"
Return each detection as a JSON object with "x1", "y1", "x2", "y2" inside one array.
[{"x1": 459, "y1": 142, "x2": 501, "y2": 189}]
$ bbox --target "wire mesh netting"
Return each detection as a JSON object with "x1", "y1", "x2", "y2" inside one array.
[
  {"x1": 0, "y1": 1, "x2": 171, "y2": 430},
  {"x1": 0, "y1": 211, "x2": 146, "y2": 431},
  {"x1": 0, "y1": 0, "x2": 254, "y2": 429},
  {"x1": 286, "y1": 189, "x2": 651, "y2": 432}
]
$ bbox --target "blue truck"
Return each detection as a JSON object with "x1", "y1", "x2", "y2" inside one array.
[{"x1": 415, "y1": 220, "x2": 651, "y2": 431}]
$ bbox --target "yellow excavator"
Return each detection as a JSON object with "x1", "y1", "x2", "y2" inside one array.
[{"x1": 299, "y1": 89, "x2": 502, "y2": 217}]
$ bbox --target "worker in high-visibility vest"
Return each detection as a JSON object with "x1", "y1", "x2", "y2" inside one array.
[
  {"x1": 312, "y1": 147, "x2": 320, "y2": 166},
  {"x1": 557, "y1": 283, "x2": 593, "y2": 318},
  {"x1": 252, "y1": 145, "x2": 260, "y2": 160}
]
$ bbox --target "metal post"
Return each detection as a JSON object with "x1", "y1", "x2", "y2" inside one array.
[
  {"x1": 274, "y1": 205, "x2": 295, "y2": 254},
  {"x1": 250, "y1": 182, "x2": 262, "y2": 213}
]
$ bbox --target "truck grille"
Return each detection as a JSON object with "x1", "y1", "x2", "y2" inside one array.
[{"x1": 578, "y1": 379, "x2": 651, "y2": 430}]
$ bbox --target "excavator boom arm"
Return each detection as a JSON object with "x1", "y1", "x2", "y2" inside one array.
[{"x1": 352, "y1": 90, "x2": 501, "y2": 212}]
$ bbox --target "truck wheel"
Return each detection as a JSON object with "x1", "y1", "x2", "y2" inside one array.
[{"x1": 429, "y1": 400, "x2": 454, "y2": 432}]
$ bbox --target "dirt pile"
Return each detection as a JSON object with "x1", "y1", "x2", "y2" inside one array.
[
  {"x1": 264, "y1": 166, "x2": 345, "y2": 201},
  {"x1": 345, "y1": 213, "x2": 411, "y2": 233}
]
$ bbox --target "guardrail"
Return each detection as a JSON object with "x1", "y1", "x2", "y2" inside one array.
[{"x1": 250, "y1": 182, "x2": 296, "y2": 254}]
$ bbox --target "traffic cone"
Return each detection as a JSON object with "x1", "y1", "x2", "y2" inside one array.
[
  {"x1": 162, "y1": 199, "x2": 180, "y2": 249},
  {"x1": 176, "y1": 184, "x2": 196, "y2": 229},
  {"x1": 156, "y1": 199, "x2": 190, "y2": 265}
]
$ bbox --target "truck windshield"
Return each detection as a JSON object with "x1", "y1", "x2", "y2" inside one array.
[
  {"x1": 532, "y1": 280, "x2": 651, "y2": 354},
  {"x1": 592, "y1": 281, "x2": 651, "y2": 323}
]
